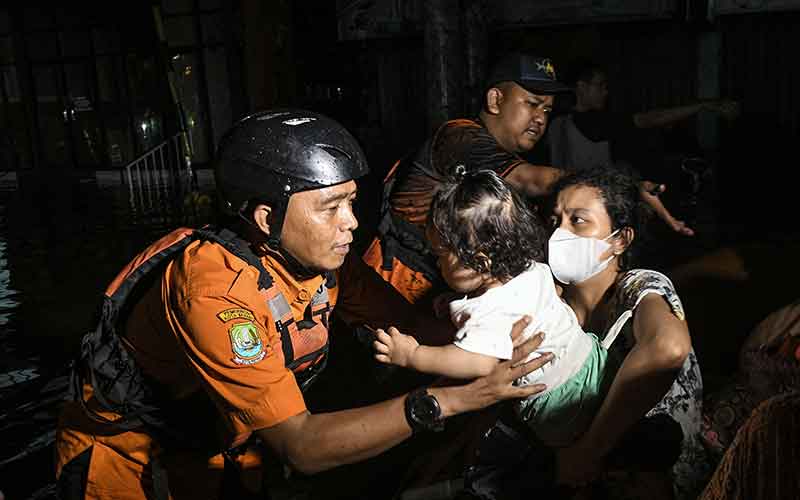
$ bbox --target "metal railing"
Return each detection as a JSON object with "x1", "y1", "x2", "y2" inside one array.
[{"x1": 124, "y1": 134, "x2": 194, "y2": 214}]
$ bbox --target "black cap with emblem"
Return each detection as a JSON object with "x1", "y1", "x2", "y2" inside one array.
[{"x1": 486, "y1": 52, "x2": 572, "y2": 94}]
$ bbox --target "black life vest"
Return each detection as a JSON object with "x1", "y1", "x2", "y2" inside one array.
[
  {"x1": 70, "y1": 226, "x2": 333, "y2": 445},
  {"x1": 375, "y1": 157, "x2": 442, "y2": 285}
]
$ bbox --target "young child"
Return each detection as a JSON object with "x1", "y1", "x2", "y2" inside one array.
[{"x1": 373, "y1": 168, "x2": 617, "y2": 447}]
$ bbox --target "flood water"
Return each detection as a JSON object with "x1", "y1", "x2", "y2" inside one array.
[{"x1": 0, "y1": 170, "x2": 216, "y2": 500}]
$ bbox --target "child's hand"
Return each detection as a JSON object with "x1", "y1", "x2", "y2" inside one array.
[{"x1": 373, "y1": 326, "x2": 419, "y2": 368}]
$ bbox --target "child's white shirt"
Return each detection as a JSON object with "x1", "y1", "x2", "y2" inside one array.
[{"x1": 449, "y1": 263, "x2": 593, "y2": 393}]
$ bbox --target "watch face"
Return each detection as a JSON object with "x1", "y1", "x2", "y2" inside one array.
[
  {"x1": 406, "y1": 388, "x2": 444, "y2": 433},
  {"x1": 414, "y1": 395, "x2": 438, "y2": 421}
]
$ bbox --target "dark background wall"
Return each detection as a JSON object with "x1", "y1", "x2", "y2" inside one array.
[{"x1": 288, "y1": 4, "x2": 799, "y2": 248}]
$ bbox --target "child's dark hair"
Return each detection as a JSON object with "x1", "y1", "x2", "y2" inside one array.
[
  {"x1": 550, "y1": 164, "x2": 651, "y2": 271},
  {"x1": 429, "y1": 168, "x2": 547, "y2": 281}
]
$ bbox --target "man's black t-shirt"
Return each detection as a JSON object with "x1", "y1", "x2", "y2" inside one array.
[{"x1": 572, "y1": 110, "x2": 655, "y2": 173}]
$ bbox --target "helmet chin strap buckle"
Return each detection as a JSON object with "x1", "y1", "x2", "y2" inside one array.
[{"x1": 266, "y1": 235, "x2": 282, "y2": 250}]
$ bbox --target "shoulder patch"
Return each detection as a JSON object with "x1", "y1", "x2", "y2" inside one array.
[
  {"x1": 217, "y1": 308, "x2": 255, "y2": 323},
  {"x1": 228, "y1": 321, "x2": 267, "y2": 365}
]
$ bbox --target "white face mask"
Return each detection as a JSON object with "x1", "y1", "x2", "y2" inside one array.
[{"x1": 548, "y1": 227, "x2": 620, "y2": 285}]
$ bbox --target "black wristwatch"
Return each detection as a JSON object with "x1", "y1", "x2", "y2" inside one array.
[{"x1": 404, "y1": 387, "x2": 445, "y2": 433}]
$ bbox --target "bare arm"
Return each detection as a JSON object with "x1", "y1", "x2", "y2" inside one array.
[
  {"x1": 633, "y1": 99, "x2": 739, "y2": 129},
  {"x1": 639, "y1": 181, "x2": 695, "y2": 236},
  {"x1": 373, "y1": 326, "x2": 499, "y2": 379},
  {"x1": 634, "y1": 102, "x2": 707, "y2": 129},
  {"x1": 505, "y1": 162, "x2": 694, "y2": 237},
  {"x1": 579, "y1": 294, "x2": 690, "y2": 455},
  {"x1": 503, "y1": 162, "x2": 564, "y2": 198},
  {"x1": 668, "y1": 246, "x2": 749, "y2": 288},
  {"x1": 411, "y1": 344, "x2": 499, "y2": 378},
  {"x1": 259, "y1": 317, "x2": 553, "y2": 475},
  {"x1": 558, "y1": 294, "x2": 691, "y2": 483},
  {"x1": 257, "y1": 397, "x2": 411, "y2": 475}
]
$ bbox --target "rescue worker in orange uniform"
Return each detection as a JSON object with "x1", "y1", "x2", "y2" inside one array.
[
  {"x1": 363, "y1": 52, "x2": 689, "y2": 305},
  {"x1": 54, "y1": 109, "x2": 554, "y2": 499}
]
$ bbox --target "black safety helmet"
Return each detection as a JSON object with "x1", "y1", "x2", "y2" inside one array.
[{"x1": 215, "y1": 109, "x2": 369, "y2": 247}]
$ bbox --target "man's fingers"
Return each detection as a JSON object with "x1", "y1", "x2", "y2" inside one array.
[
  {"x1": 640, "y1": 180, "x2": 665, "y2": 196},
  {"x1": 511, "y1": 331, "x2": 544, "y2": 361},
  {"x1": 375, "y1": 353, "x2": 390, "y2": 364},
  {"x1": 511, "y1": 352, "x2": 553, "y2": 380},
  {"x1": 671, "y1": 219, "x2": 695, "y2": 237},
  {"x1": 509, "y1": 315, "x2": 532, "y2": 343},
  {"x1": 511, "y1": 382, "x2": 547, "y2": 399},
  {"x1": 649, "y1": 183, "x2": 666, "y2": 196}
]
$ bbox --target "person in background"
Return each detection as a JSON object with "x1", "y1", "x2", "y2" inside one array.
[
  {"x1": 699, "y1": 391, "x2": 800, "y2": 500},
  {"x1": 546, "y1": 58, "x2": 739, "y2": 235}
]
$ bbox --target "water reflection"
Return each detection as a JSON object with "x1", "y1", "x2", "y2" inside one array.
[
  {"x1": 0, "y1": 229, "x2": 20, "y2": 329},
  {"x1": 0, "y1": 171, "x2": 215, "y2": 500}
]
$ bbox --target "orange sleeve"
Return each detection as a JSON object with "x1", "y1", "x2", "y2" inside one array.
[
  {"x1": 335, "y1": 253, "x2": 454, "y2": 345},
  {"x1": 166, "y1": 246, "x2": 307, "y2": 438},
  {"x1": 336, "y1": 251, "x2": 411, "y2": 328}
]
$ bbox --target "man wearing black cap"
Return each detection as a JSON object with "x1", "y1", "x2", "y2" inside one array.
[
  {"x1": 362, "y1": 52, "x2": 571, "y2": 306},
  {"x1": 364, "y1": 52, "x2": 701, "y2": 305}
]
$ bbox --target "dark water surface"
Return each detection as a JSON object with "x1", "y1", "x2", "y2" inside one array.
[{"x1": 0, "y1": 170, "x2": 216, "y2": 500}]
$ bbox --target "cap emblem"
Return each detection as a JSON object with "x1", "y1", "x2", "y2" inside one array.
[{"x1": 537, "y1": 59, "x2": 556, "y2": 79}]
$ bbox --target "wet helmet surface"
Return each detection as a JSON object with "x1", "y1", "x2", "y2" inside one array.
[
  {"x1": 214, "y1": 109, "x2": 369, "y2": 245},
  {"x1": 215, "y1": 109, "x2": 369, "y2": 212}
]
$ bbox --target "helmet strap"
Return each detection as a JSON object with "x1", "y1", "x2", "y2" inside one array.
[
  {"x1": 252, "y1": 239, "x2": 318, "y2": 282},
  {"x1": 275, "y1": 246, "x2": 318, "y2": 281},
  {"x1": 238, "y1": 213, "x2": 317, "y2": 281},
  {"x1": 231, "y1": 191, "x2": 322, "y2": 281}
]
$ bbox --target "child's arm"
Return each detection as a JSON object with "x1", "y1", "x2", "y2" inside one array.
[{"x1": 373, "y1": 326, "x2": 499, "y2": 379}]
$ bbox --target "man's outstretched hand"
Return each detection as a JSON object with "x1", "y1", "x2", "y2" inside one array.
[{"x1": 639, "y1": 181, "x2": 695, "y2": 237}]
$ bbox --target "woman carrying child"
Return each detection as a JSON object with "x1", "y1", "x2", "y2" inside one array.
[
  {"x1": 548, "y1": 166, "x2": 708, "y2": 499},
  {"x1": 377, "y1": 166, "x2": 707, "y2": 500},
  {"x1": 374, "y1": 167, "x2": 619, "y2": 453}
]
